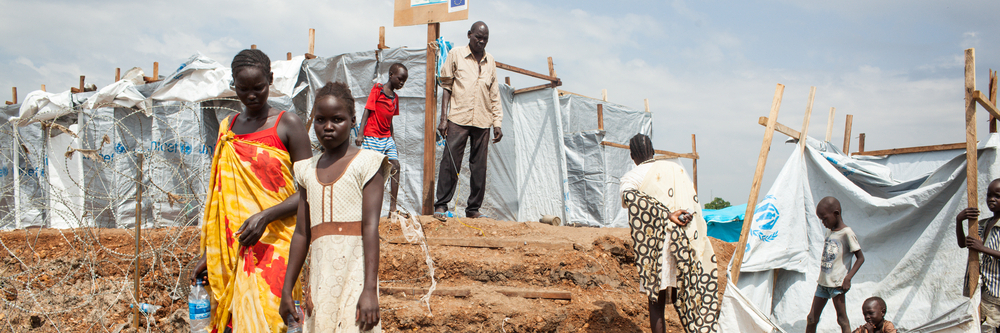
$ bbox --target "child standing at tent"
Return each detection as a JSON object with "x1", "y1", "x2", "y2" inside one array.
[
  {"x1": 956, "y1": 178, "x2": 1000, "y2": 331},
  {"x1": 355, "y1": 63, "x2": 407, "y2": 214},
  {"x1": 806, "y1": 196, "x2": 865, "y2": 333},
  {"x1": 852, "y1": 296, "x2": 896, "y2": 333},
  {"x1": 279, "y1": 81, "x2": 390, "y2": 332}
]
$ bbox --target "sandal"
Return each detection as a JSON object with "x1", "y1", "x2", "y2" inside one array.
[{"x1": 433, "y1": 211, "x2": 447, "y2": 222}]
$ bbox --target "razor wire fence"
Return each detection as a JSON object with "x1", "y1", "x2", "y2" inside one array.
[{"x1": 0, "y1": 99, "x2": 243, "y2": 332}]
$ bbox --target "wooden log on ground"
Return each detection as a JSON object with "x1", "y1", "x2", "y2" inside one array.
[
  {"x1": 382, "y1": 286, "x2": 471, "y2": 298},
  {"x1": 389, "y1": 237, "x2": 575, "y2": 251},
  {"x1": 497, "y1": 289, "x2": 572, "y2": 300}
]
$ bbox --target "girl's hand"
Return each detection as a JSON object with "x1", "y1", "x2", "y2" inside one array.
[
  {"x1": 355, "y1": 136, "x2": 364, "y2": 147},
  {"x1": 237, "y1": 211, "x2": 271, "y2": 247},
  {"x1": 356, "y1": 288, "x2": 380, "y2": 331},
  {"x1": 278, "y1": 295, "x2": 299, "y2": 326}
]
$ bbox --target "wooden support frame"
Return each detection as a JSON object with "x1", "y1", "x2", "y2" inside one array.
[
  {"x1": 852, "y1": 142, "x2": 965, "y2": 156},
  {"x1": 40, "y1": 84, "x2": 45, "y2": 92},
  {"x1": 597, "y1": 104, "x2": 604, "y2": 131},
  {"x1": 644, "y1": 99, "x2": 650, "y2": 113},
  {"x1": 602, "y1": 89, "x2": 608, "y2": 102},
  {"x1": 5, "y1": 87, "x2": 15, "y2": 105},
  {"x1": 421, "y1": 22, "x2": 440, "y2": 215},
  {"x1": 800, "y1": 87, "x2": 816, "y2": 153},
  {"x1": 964, "y1": 48, "x2": 981, "y2": 297},
  {"x1": 692, "y1": 134, "x2": 698, "y2": 192},
  {"x1": 287, "y1": 52, "x2": 292, "y2": 61},
  {"x1": 115, "y1": 68, "x2": 121, "y2": 82},
  {"x1": 143, "y1": 63, "x2": 160, "y2": 83},
  {"x1": 71, "y1": 75, "x2": 86, "y2": 93},
  {"x1": 991, "y1": 70, "x2": 998, "y2": 133},
  {"x1": 305, "y1": 28, "x2": 317, "y2": 59},
  {"x1": 599, "y1": 141, "x2": 699, "y2": 160},
  {"x1": 859, "y1": 133, "x2": 866, "y2": 153},
  {"x1": 250, "y1": 44, "x2": 257, "y2": 49},
  {"x1": 825, "y1": 107, "x2": 836, "y2": 142},
  {"x1": 378, "y1": 26, "x2": 389, "y2": 49},
  {"x1": 843, "y1": 114, "x2": 853, "y2": 153},
  {"x1": 496, "y1": 61, "x2": 562, "y2": 95},
  {"x1": 731, "y1": 83, "x2": 785, "y2": 285}
]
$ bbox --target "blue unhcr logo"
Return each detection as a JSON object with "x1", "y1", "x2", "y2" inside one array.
[{"x1": 750, "y1": 195, "x2": 780, "y2": 242}]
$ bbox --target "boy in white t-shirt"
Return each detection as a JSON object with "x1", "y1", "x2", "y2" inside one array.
[{"x1": 806, "y1": 196, "x2": 865, "y2": 333}]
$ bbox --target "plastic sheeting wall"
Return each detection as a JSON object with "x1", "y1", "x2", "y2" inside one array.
[
  {"x1": 723, "y1": 136, "x2": 998, "y2": 333},
  {"x1": 3, "y1": 48, "x2": 651, "y2": 229}
]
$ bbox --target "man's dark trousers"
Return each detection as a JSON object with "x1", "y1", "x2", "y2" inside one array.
[{"x1": 435, "y1": 120, "x2": 489, "y2": 217}]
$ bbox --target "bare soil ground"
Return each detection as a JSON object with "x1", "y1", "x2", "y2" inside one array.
[{"x1": 0, "y1": 217, "x2": 733, "y2": 332}]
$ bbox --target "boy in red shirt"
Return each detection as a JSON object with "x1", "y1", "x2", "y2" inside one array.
[{"x1": 355, "y1": 62, "x2": 407, "y2": 213}]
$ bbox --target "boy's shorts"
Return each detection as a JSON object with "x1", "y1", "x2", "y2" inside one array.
[
  {"x1": 360, "y1": 136, "x2": 398, "y2": 161},
  {"x1": 814, "y1": 285, "x2": 846, "y2": 299}
]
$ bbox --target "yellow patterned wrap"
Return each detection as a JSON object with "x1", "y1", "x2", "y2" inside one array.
[{"x1": 201, "y1": 116, "x2": 300, "y2": 333}]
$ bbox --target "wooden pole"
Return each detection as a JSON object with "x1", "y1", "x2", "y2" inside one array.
[
  {"x1": 991, "y1": 69, "x2": 997, "y2": 133},
  {"x1": 287, "y1": 52, "x2": 292, "y2": 61},
  {"x1": 422, "y1": 23, "x2": 440, "y2": 215},
  {"x1": 800, "y1": 86, "x2": 816, "y2": 153},
  {"x1": 825, "y1": 107, "x2": 836, "y2": 142},
  {"x1": 602, "y1": 89, "x2": 608, "y2": 102},
  {"x1": 250, "y1": 44, "x2": 257, "y2": 49},
  {"x1": 79, "y1": 75, "x2": 85, "y2": 91},
  {"x1": 843, "y1": 114, "x2": 853, "y2": 153},
  {"x1": 547, "y1": 57, "x2": 556, "y2": 78},
  {"x1": 597, "y1": 104, "x2": 604, "y2": 131},
  {"x1": 730, "y1": 83, "x2": 785, "y2": 285},
  {"x1": 691, "y1": 134, "x2": 698, "y2": 193},
  {"x1": 644, "y1": 99, "x2": 650, "y2": 113},
  {"x1": 132, "y1": 153, "x2": 143, "y2": 331},
  {"x1": 10, "y1": 87, "x2": 15, "y2": 104},
  {"x1": 965, "y1": 48, "x2": 981, "y2": 298},
  {"x1": 858, "y1": 133, "x2": 866, "y2": 153},
  {"x1": 41, "y1": 84, "x2": 45, "y2": 92},
  {"x1": 505, "y1": 77, "x2": 510, "y2": 86},
  {"x1": 378, "y1": 26, "x2": 388, "y2": 49},
  {"x1": 308, "y1": 28, "x2": 316, "y2": 55},
  {"x1": 153, "y1": 62, "x2": 158, "y2": 80},
  {"x1": 115, "y1": 68, "x2": 121, "y2": 82}
]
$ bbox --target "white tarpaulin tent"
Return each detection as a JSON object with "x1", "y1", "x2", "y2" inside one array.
[
  {"x1": 0, "y1": 48, "x2": 650, "y2": 229},
  {"x1": 721, "y1": 134, "x2": 998, "y2": 333}
]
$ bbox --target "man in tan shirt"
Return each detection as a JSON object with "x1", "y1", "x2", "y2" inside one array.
[{"x1": 434, "y1": 21, "x2": 503, "y2": 220}]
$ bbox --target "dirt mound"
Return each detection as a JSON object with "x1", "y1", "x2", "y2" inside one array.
[{"x1": 0, "y1": 217, "x2": 735, "y2": 332}]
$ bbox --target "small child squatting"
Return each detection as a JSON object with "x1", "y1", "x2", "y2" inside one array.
[
  {"x1": 806, "y1": 196, "x2": 865, "y2": 333},
  {"x1": 956, "y1": 178, "x2": 1000, "y2": 332},
  {"x1": 852, "y1": 296, "x2": 896, "y2": 333}
]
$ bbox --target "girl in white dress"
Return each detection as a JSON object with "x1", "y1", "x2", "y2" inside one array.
[{"x1": 280, "y1": 82, "x2": 389, "y2": 332}]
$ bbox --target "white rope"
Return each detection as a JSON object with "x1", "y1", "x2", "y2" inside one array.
[{"x1": 390, "y1": 211, "x2": 437, "y2": 315}]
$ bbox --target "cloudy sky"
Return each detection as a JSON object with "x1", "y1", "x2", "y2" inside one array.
[{"x1": 2, "y1": 0, "x2": 999, "y2": 205}]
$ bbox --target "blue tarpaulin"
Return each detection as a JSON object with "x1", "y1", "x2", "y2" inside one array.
[{"x1": 702, "y1": 203, "x2": 745, "y2": 243}]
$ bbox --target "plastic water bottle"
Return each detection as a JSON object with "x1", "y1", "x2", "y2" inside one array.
[
  {"x1": 131, "y1": 303, "x2": 161, "y2": 314},
  {"x1": 188, "y1": 278, "x2": 211, "y2": 332},
  {"x1": 286, "y1": 300, "x2": 303, "y2": 333}
]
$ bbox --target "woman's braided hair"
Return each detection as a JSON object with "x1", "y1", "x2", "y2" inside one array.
[
  {"x1": 231, "y1": 49, "x2": 271, "y2": 77},
  {"x1": 311, "y1": 81, "x2": 355, "y2": 119},
  {"x1": 629, "y1": 133, "x2": 655, "y2": 163}
]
